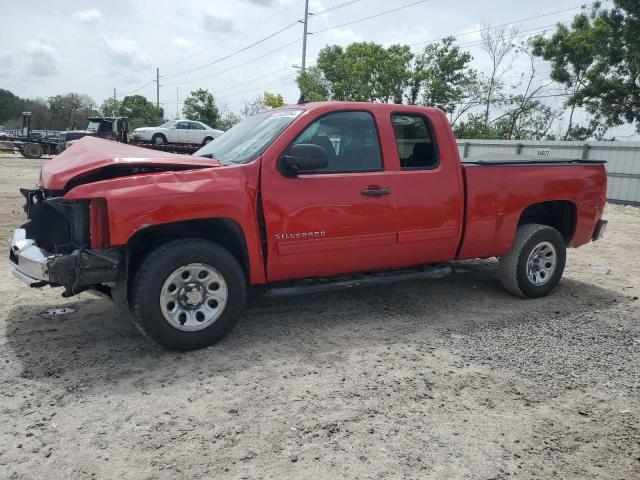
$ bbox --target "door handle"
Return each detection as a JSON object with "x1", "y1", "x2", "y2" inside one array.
[{"x1": 361, "y1": 187, "x2": 391, "y2": 196}]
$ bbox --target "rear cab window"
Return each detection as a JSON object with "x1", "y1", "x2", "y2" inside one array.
[
  {"x1": 292, "y1": 111, "x2": 382, "y2": 173},
  {"x1": 391, "y1": 114, "x2": 439, "y2": 170}
]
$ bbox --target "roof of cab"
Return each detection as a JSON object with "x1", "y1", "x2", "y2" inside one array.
[{"x1": 284, "y1": 101, "x2": 444, "y2": 115}]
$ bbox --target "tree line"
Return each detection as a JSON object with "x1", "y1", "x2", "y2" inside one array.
[
  {"x1": 1, "y1": 1, "x2": 636, "y2": 140},
  {"x1": 297, "y1": 0, "x2": 639, "y2": 140},
  {"x1": 0, "y1": 87, "x2": 285, "y2": 133}
]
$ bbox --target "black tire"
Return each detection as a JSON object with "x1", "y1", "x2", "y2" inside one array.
[
  {"x1": 499, "y1": 224, "x2": 566, "y2": 298},
  {"x1": 202, "y1": 136, "x2": 213, "y2": 146},
  {"x1": 130, "y1": 239, "x2": 247, "y2": 350},
  {"x1": 22, "y1": 143, "x2": 44, "y2": 159},
  {"x1": 152, "y1": 133, "x2": 167, "y2": 145}
]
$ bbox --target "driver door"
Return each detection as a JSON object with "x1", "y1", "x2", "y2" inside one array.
[{"x1": 261, "y1": 110, "x2": 399, "y2": 282}]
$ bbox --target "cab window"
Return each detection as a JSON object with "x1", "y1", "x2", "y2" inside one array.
[
  {"x1": 391, "y1": 114, "x2": 438, "y2": 169},
  {"x1": 292, "y1": 111, "x2": 382, "y2": 173}
]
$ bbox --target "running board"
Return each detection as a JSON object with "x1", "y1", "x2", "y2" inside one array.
[{"x1": 263, "y1": 263, "x2": 452, "y2": 298}]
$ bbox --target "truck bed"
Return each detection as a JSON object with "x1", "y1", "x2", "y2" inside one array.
[{"x1": 457, "y1": 159, "x2": 607, "y2": 260}]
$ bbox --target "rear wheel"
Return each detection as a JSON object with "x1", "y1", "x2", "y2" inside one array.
[
  {"x1": 499, "y1": 224, "x2": 566, "y2": 298},
  {"x1": 202, "y1": 136, "x2": 213, "y2": 146},
  {"x1": 152, "y1": 133, "x2": 167, "y2": 145},
  {"x1": 130, "y1": 239, "x2": 247, "y2": 350},
  {"x1": 22, "y1": 143, "x2": 44, "y2": 159}
]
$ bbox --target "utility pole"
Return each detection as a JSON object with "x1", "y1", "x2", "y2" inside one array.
[
  {"x1": 301, "y1": 0, "x2": 309, "y2": 72},
  {"x1": 156, "y1": 67, "x2": 160, "y2": 108},
  {"x1": 176, "y1": 88, "x2": 179, "y2": 120},
  {"x1": 113, "y1": 88, "x2": 117, "y2": 116},
  {"x1": 297, "y1": 0, "x2": 310, "y2": 103}
]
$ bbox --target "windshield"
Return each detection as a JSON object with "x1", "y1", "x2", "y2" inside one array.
[
  {"x1": 159, "y1": 121, "x2": 175, "y2": 128},
  {"x1": 87, "y1": 120, "x2": 101, "y2": 132},
  {"x1": 194, "y1": 109, "x2": 303, "y2": 165}
]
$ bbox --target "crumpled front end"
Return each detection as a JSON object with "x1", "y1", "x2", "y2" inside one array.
[{"x1": 9, "y1": 188, "x2": 123, "y2": 297}]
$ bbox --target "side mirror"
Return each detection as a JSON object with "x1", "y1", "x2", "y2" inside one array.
[{"x1": 279, "y1": 143, "x2": 329, "y2": 177}]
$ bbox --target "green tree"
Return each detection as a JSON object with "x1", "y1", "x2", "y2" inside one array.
[
  {"x1": 454, "y1": 113, "x2": 498, "y2": 139},
  {"x1": 118, "y1": 95, "x2": 164, "y2": 130},
  {"x1": 23, "y1": 99, "x2": 53, "y2": 130},
  {"x1": 182, "y1": 88, "x2": 219, "y2": 128},
  {"x1": 532, "y1": 9, "x2": 608, "y2": 139},
  {"x1": 298, "y1": 42, "x2": 413, "y2": 103},
  {"x1": 263, "y1": 91, "x2": 285, "y2": 109},
  {"x1": 408, "y1": 37, "x2": 479, "y2": 126},
  {"x1": 48, "y1": 93, "x2": 97, "y2": 130},
  {"x1": 297, "y1": 67, "x2": 331, "y2": 102},
  {"x1": 0, "y1": 89, "x2": 26, "y2": 125},
  {"x1": 241, "y1": 95, "x2": 266, "y2": 118},
  {"x1": 100, "y1": 98, "x2": 120, "y2": 117},
  {"x1": 217, "y1": 103, "x2": 241, "y2": 130},
  {"x1": 580, "y1": 0, "x2": 639, "y2": 132},
  {"x1": 479, "y1": 24, "x2": 519, "y2": 129}
]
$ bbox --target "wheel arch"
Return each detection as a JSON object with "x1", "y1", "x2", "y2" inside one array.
[
  {"x1": 517, "y1": 200, "x2": 577, "y2": 244},
  {"x1": 124, "y1": 218, "x2": 250, "y2": 300}
]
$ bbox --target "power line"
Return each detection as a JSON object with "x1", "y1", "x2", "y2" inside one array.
[
  {"x1": 456, "y1": 23, "x2": 565, "y2": 49},
  {"x1": 120, "y1": 79, "x2": 156, "y2": 97},
  {"x1": 163, "y1": 21, "x2": 300, "y2": 79},
  {"x1": 213, "y1": 66, "x2": 293, "y2": 95},
  {"x1": 217, "y1": 72, "x2": 297, "y2": 102},
  {"x1": 312, "y1": 0, "x2": 364, "y2": 16},
  {"x1": 163, "y1": 0, "x2": 365, "y2": 81},
  {"x1": 408, "y1": 4, "x2": 591, "y2": 48},
  {"x1": 162, "y1": 38, "x2": 301, "y2": 87},
  {"x1": 312, "y1": 0, "x2": 430, "y2": 34},
  {"x1": 161, "y1": 0, "x2": 305, "y2": 69}
]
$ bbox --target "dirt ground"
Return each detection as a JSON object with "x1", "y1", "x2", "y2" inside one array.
[{"x1": 0, "y1": 154, "x2": 638, "y2": 480}]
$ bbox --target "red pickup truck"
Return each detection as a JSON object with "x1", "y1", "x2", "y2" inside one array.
[{"x1": 9, "y1": 102, "x2": 608, "y2": 350}]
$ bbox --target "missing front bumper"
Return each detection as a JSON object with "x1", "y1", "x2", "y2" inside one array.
[{"x1": 9, "y1": 228, "x2": 123, "y2": 293}]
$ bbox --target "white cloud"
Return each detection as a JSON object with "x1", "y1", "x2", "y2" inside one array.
[
  {"x1": 101, "y1": 35, "x2": 152, "y2": 70},
  {"x1": 170, "y1": 37, "x2": 195, "y2": 52},
  {"x1": 24, "y1": 40, "x2": 60, "y2": 77},
  {"x1": 202, "y1": 11, "x2": 236, "y2": 33},
  {"x1": 73, "y1": 8, "x2": 103, "y2": 24},
  {"x1": 0, "y1": 52, "x2": 14, "y2": 77},
  {"x1": 244, "y1": 0, "x2": 277, "y2": 6},
  {"x1": 324, "y1": 28, "x2": 363, "y2": 44}
]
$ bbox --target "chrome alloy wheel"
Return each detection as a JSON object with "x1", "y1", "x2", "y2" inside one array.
[
  {"x1": 159, "y1": 263, "x2": 228, "y2": 331},
  {"x1": 526, "y1": 241, "x2": 557, "y2": 286}
]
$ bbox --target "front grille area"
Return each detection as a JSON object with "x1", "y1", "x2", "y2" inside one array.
[{"x1": 22, "y1": 194, "x2": 90, "y2": 254}]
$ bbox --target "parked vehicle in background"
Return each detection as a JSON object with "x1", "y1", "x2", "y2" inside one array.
[
  {"x1": 9, "y1": 102, "x2": 608, "y2": 351},
  {"x1": 1, "y1": 112, "x2": 61, "y2": 158},
  {"x1": 57, "y1": 117, "x2": 129, "y2": 153},
  {"x1": 131, "y1": 120, "x2": 223, "y2": 146}
]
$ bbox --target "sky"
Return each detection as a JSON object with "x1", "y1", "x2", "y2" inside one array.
[{"x1": 0, "y1": 0, "x2": 633, "y2": 138}]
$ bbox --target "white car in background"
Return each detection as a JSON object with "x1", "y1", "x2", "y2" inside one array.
[{"x1": 132, "y1": 120, "x2": 223, "y2": 146}]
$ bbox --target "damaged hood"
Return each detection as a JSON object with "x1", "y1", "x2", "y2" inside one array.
[{"x1": 41, "y1": 136, "x2": 219, "y2": 190}]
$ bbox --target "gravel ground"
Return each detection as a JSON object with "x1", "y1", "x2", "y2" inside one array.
[{"x1": 0, "y1": 155, "x2": 638, "y2": 479}]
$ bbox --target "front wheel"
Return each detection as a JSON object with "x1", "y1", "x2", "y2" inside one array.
[
  {"x1": 499, "y1": 224, "x2": 566, "y2": 298},
  {"x1": 152, "y1": 133, "x2": 167, "y2": 145},
  {"x1": 130, "y1": 239, "x2": 247, "y2": 350}
]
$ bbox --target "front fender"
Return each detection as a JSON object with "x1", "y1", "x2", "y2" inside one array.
[{"x1": 64, "y1": 161, "x2": 267, "y2": 283}]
